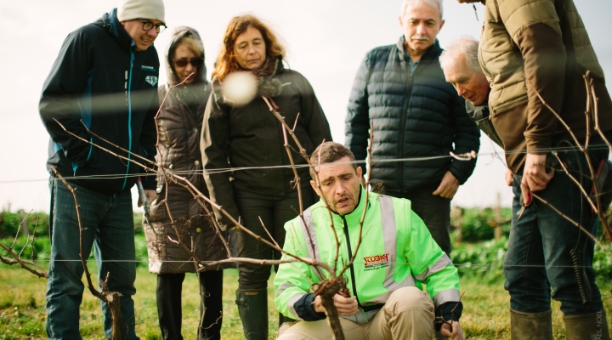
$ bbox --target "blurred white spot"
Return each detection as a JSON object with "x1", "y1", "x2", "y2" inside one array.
[{"x1": 222, "y1": 71, "x2": 258, "y2": 107}]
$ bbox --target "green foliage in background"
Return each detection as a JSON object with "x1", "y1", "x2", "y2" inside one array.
[
  {"x1": 0, "y1": 236, "x2": 51, "y2": 263},
  {"x1": 451, "y1": 237, "x2": 508, "y2": 283},
  {"x1": 0, "y1": 234, "x2": 150, "y2": 269},
  {"x1": 452, "y1": 207, "x2": 512, "y2": 242},
  {"x1": 593, "y1": 242, "x2": 612, "y2": 279},
  {"x1": 0, "y1": 210, "x2": 146, "y2": 240},
  {"x1": 0, "y1": 210, "x2": 148, "y2": 268},
  {"x1": 451, "y1": 236, "x2": 612, "y2": 287},
  {"x1": 0, "y1": 211, "x2": 49, "y2": 239}
]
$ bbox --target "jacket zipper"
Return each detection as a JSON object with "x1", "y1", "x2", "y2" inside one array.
[
  {"x1": 121, "y1": 50, "x2": 135, "y2": 191},
  {"x1": 341, "y1": 216, "x2": 361, "y2": 306},
  {"x1": 398, "y1": 57, "x2": 416, "y2": 193}
]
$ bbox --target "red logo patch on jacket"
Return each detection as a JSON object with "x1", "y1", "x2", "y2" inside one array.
[{"x1": 363, "y1": 253, "x2": 389, "y2": 271}]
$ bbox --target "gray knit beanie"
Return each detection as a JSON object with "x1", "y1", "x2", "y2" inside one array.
[{"x1": 117, "y1": 0, "x2": 165, "y2": 23}]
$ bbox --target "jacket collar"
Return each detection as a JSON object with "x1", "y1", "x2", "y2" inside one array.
[
  {"x1": 97, "y1": 8, "x2": 141, "y2": 52},
  {"x1": 396, "y1": 35, "x2": 442, "y2": 64}
]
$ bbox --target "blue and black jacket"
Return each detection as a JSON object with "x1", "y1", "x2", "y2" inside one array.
[{"x1": 39, "y1": 8, "x2": 159, "y2": 194}]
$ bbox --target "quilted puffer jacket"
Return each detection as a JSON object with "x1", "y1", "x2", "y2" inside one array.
[
  {"x1": 146, "y1": 27, "x2": 228, "y2": 274},
  {"x1": 345, "y1": 37, "x2": 480, "y2": 193}
]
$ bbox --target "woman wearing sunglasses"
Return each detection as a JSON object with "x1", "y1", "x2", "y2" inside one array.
[
  {"x1": 145, "y1": 26, "x2": 227, "y2": 340},
  {"x1": 201, "y1": 14, "x2": 332, "y2": 340}
]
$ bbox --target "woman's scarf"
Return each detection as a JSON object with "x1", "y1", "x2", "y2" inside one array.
[{"x1": 251, "y1": 56, "x2": 283, "y2": 98}]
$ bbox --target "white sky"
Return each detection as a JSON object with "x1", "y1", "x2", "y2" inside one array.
[{"x1": 1, "y1": 0, "x2": 611, "y2": 213}]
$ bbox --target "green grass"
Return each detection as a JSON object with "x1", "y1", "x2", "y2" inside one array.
[
  {"x1": 0, "y1": 265, "x2": 279, "y2": 340},
  {"x1": 0, "y1": 265, "x2": 611, "y2": 339}
]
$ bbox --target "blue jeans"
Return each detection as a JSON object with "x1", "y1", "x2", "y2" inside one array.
[
  {"x1": 504, "y1": 143, "x2": 606, "y2": 315},
  {"x1": 46, "y1": 178, "x2": 139, "y2": 339}
]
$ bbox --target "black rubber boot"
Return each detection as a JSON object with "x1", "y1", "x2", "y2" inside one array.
[
  {"x1": 564, "y1": 309, "x2": 610, "y2": 340},
  {"x1": 236, "y1": 289, "x2": 268, "y2": 340},
  {"x1": 510, "y1": 309, "x2": 552, "y2": 340}
]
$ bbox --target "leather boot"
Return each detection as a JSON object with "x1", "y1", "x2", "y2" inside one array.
[
  {"x1": 564, "y1": 309, "x2": 610, "y2": 340},
  {"x1": 510, "y1": 309, "x2": 552, "y2": 340},
  {"x1": 278, "y1": 313, "x2": 295, "y2": 327},
  {"x1": 236, "y1": 289, "x2": 268, "y2": 340}
]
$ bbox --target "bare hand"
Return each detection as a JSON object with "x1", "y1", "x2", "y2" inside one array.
[
  {"x1": 138, "y1": 189, "x2": 158, "y2": 207},
  {"x1": 521, "y1": 153, "x2": 554, "y2": 204},
  {"x1": 440, "y1": 321, "x2": 465, "y2": 340},
  {"x1": 313, "y1": 294, "x2": 359, "y2": 316},
  {"x1": 433, "y1": 171, "x2": 460, "y2": 199},
  {"x1": 505, "y1": 169, "x2": 514, "y2": 187}
]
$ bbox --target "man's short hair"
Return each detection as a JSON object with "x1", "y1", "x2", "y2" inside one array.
[
  {"x1": 439, "y1": 37, "x2": 481, "y2": 73},
  {"x1": 309, "y1": 142, "x2": 357, "y2": 179},
  {"x1": 400, "y1": 0, "x2": 443, "y2": 19}
]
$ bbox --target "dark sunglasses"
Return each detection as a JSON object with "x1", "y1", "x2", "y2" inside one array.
[{"x1": 174, "y1": 58, "x2": 204, "y2": 68}]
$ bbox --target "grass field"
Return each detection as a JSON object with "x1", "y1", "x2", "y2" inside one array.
[{"x1": 0, "y1": 265, "x2": 611, "y2": 339}]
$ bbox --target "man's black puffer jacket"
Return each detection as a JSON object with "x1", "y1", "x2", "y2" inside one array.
[{"x1": 345, "y1": 37, "x2": 480, "y2": 193}]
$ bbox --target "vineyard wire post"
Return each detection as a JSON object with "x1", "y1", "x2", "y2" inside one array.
[
  {"x1": 451, "y1": 206, "x2": 463, "y2": 244},
  {"x1": 494, "y1": 193, "x2": 502, "y2": 241}
]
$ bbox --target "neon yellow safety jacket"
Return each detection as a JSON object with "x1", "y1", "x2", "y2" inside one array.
[{"x1": 274, "y1": 187, "x2": 461, "y2": 324}]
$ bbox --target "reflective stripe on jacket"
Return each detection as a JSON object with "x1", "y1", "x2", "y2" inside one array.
[{"x1": 274, "y1": 187, "x2": 460, "y2": 322}]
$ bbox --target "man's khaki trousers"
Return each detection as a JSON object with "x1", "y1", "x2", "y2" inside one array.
[{"x1": 276, "y1": 286, "x2": 435, "y2": 340}]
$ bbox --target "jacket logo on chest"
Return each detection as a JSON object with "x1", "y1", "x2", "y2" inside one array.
[
  {"x1": 363, "y1": 253, "x2": 389, "y2": 271},
  {"x1": 145, "y1": 76, "x2": 158, "y2": 87}
]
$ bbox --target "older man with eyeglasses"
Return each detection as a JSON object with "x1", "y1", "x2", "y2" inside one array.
[
  {"x1": 455, "y1": 1, "x2": 612, "y2": 339},
  {"x1": 39, "y1": 0, "x2": 165, "y2": 338}
]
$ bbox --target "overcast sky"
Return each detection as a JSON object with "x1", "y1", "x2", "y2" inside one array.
[{"x1": 1, "y1": 0, "x2": 611, "y2": 213}]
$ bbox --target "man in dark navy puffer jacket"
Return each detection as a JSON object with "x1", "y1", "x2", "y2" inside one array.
[
  {"x1": 345, "y1": 0, "x2": 480, "y2": 256},
  {"x1": 39, "y1": 0, "x2": 165, "y2": 338}
]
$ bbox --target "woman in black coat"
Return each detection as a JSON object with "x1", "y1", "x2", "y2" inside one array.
[{"x1": 201, "y1": 14, "x2": 332, "y2": 340}]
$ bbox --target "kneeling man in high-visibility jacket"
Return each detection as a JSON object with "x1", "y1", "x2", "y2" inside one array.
[{"x1": 274, "y1": 142, "x2": 465, "y2": 340}]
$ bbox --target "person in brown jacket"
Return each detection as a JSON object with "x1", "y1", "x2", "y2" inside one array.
[
  {"x1": 201, "y1": 14, "x2": 333, "y2": 340},
  {"x1": 457, "y1": 1, "x2": 612, "y2": 338},
  {"x1": 145, "y1": 26, "x2": 227, "y2": 340}
]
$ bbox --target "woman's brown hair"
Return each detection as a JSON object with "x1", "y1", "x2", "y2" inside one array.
[{"x1": 212, "y1": 14, "x2": 286, "y2": 82}]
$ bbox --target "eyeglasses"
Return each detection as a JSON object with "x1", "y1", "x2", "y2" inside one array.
[
  {"x1": 174, "y1": 58, "x2": 204, "y2": 68},
  {"x1": 137, "y1": 19, "x2": 167, "y2": 33}
]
